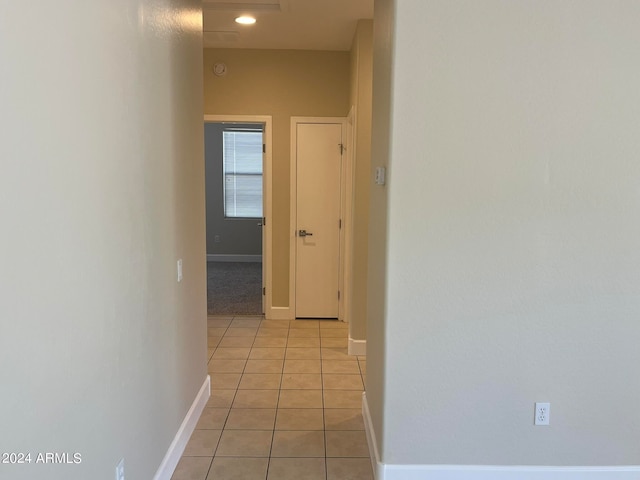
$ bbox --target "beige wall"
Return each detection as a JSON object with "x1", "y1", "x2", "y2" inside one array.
[
  {"x1": 349, "y1": 21, "x2": 374, "y2": 341},
  {"x1": 369, "y1": 0, "x2": 640, "y2": 472},
  {"x1": 0, "y1": 2, "x2": 207, "y2": 479},
  {"x1": 203, "y1": 48, "x2": 350, "y2": 307}
]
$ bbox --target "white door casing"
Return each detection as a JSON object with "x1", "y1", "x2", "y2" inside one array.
[{"x1": 291, "y1": 118, "x2": 347, "y2": 318}]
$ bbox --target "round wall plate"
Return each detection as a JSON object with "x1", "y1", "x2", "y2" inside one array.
[{"x1": 213, "y1": 63, "x2": 227, "y2": 76}]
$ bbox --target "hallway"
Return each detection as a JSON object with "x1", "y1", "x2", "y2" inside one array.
[{"x1": 171, "y1": 316, "x2": 372, "y2": 480}]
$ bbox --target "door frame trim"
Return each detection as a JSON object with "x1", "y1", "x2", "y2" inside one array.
[
  {"x1": 204, "y1": 114, "x2": 273, "y2": 317},
  {"x1": 343, "y1": 107, "x2": 356, "y2": 325},
  {"x1": 289, "y1": 116, "x2": 350, "y2": 320}
]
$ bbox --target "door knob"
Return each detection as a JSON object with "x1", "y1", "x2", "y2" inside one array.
[{"x1": 298, "y1": 229, "x2": 313, "y2": 237}]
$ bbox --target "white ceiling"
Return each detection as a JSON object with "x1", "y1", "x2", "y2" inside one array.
[{"x1": 203, "y1": 0, "x2": 373, "y2": 51}]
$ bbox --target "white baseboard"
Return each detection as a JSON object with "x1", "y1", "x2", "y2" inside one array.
[
  {"x1": 153, "y1": 375, "x2": 211, "y2": 480},
  {"x1": 207, "y1": 254, "x2": 262, "y2": 263},
  {"x1": 266, "y1": 306, "x2": 292, "y2": 320},
  {"x1": 378, "y1": 465, "x2": 640, "y2": 479},
  {"x1": 348, "y1": 337, "x2": 366, "y2": 356},
  {"x1": 362, "y1": 392, "x2": 640, "y2": 480},
  {"x1": 363, "y1": 391, "x2": 383, "y2": 479}
]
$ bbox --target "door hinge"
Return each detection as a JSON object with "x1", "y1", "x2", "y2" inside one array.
[
  {"x1": 339, "y1": 219, "x2": 342, "y2": 229},
  {"x1": 339, "y1": 143, "x2": 345, "y2": 155},
  {"x1": 263, "y1": 143, "x2": 266, "y2": 153},
  {"x1": 263, "y1": 287, "x2": 266, "y2": 296},
  {"x1": 338, "y1": 290, "x2": 341, "y2": 300},
  {"x1": 263, "y1": 216, "x2": 266, "y2": 226}
]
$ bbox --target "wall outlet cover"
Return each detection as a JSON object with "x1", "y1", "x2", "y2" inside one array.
[
  {"x1": 116, "y1": 458, "x2": 124, "y2": 480},
  {"x1": 535, "y1": 402, "x2": 550, "y2": 426}
]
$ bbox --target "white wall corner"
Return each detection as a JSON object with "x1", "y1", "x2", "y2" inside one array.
[
  {"x1": 153, "y1": 375, "x2": 210, "y2": 480},
  {"x1": 348, "y1": 337, "x2": 367, "y2": 356},
  {"x1": 266, "y1": 306, "x2": 293, "y2": 320}
]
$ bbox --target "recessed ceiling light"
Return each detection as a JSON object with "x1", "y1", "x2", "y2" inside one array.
[{"x1": 235, "y1": 16, "x2": 256, "y2": 25}]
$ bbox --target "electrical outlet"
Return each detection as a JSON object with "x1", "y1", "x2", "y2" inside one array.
[
  {"x1": 177, "y1": 259, "x2": 183, "y2": 283},
  {"x1": 115, "y1": 458, "x2": 125, "y2": 480},
  {"x1": 214, "y1": 235, "x2": 221, "y2": 243},
  {"x1": 534, "y1": 402, "x2": 550, "y2": 426}
]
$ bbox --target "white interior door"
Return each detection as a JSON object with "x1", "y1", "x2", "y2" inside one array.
[{"x1": 295, "y1": 123, "x2": 343, "y2": 318}]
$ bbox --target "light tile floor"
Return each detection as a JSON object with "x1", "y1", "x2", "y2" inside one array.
[{"x1": 171, "y1": 316, "x2": 371, "y2": 480}]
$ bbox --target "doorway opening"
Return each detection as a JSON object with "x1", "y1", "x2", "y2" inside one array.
[{"x1": 204, "y1": 117, "x2": 271, "y2": 315}]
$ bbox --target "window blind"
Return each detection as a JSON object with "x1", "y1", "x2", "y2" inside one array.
[{"x1": 223, "y1": 129, "x2": 263, "y2": 218}]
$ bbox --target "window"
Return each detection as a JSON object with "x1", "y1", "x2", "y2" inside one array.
[{"x1": 223, "y1": 128, "x2": 263, "y2": 218}]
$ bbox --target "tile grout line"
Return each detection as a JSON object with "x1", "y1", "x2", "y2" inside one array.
[
  {"x1": 203, "y1": 315, "x2": 235, "y2": 479},
  {"x1": 210, "y1": 316, "x2": 263, "y2": 470},
  {"x1": 319, "y1": 326, "x2": 329, "y2": 480},
  {"x1": 218, "y1": 314, "x2": 246, "y2": 437},
  {"x1": 263, "y1": 315, "x2": 287, "y2": 479},
  {"x1": 202, "y1": 455, "x2": 215, "y2": 480}
]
